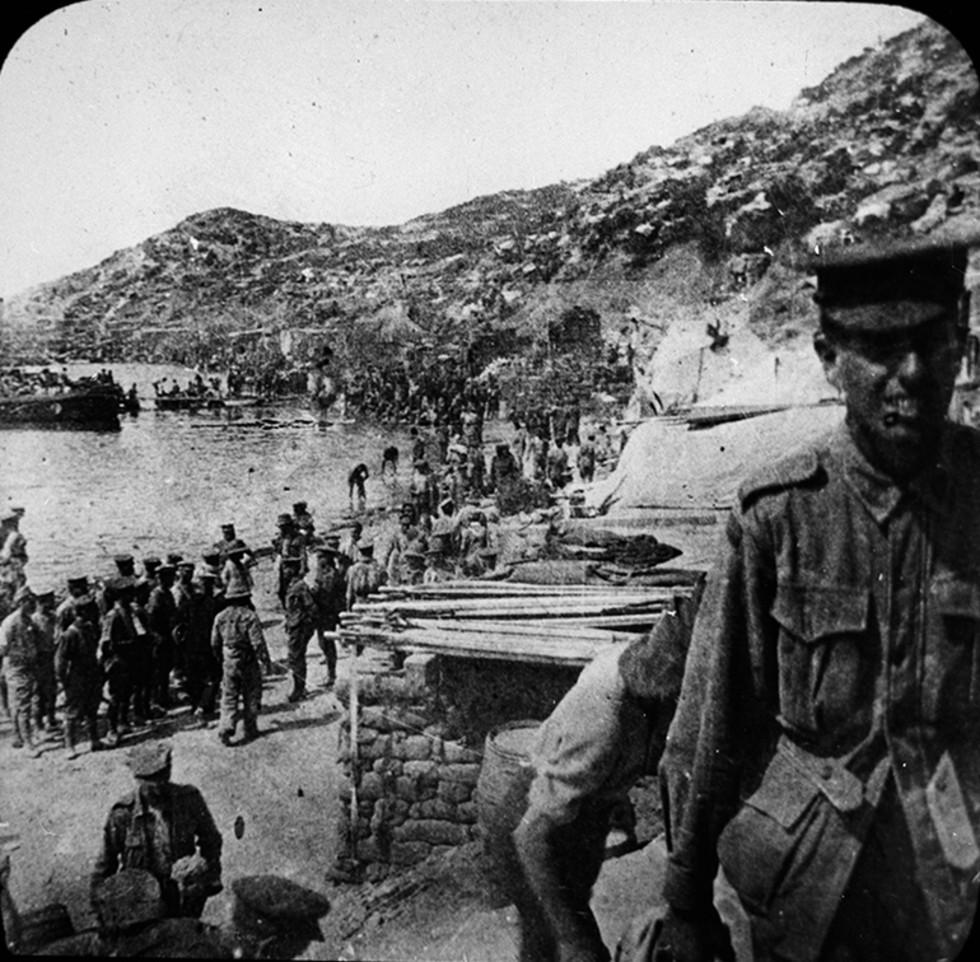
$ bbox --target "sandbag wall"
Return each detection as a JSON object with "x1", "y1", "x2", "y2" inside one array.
[{"x1": 331, "y1": 653, "x2": 580, "y2": 882}]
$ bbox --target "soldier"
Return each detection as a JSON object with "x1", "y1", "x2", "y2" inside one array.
[
  {"x1": 0, "y1": 586, "x2": 42, "y2": 757},
  {"x1": 345, "y1": 539, "x2": 386, "y2": 610},
  {"x1": 272, "y1": 513, "x2": 307, "y2": 608},
  {"x1": 100, "y1": 576, "x2": 143, "y2": 745},
  {"x1": 31, "y1": 588, "x2": 58, "y2": 734},
  {"x1": 577, "y1": 433, "x2": 598, "y2": 483},
  {"x1": 347, "y1": 462, "x2": 369, "y2": 514},
  {"x1": 213, "y1": 523, "x2": 239, "y2": 560},
  {"x1": 490, "y1": 588, "x2": 718, "y2": 962},
  {"x1": 341, "y1": 521, "x2": 363, "y2": 568},
  {"x1": 400, "y1": 548, "x2": 427, "y2": 586},
  {"x1": 282, "y1": 557, "x2": 317, "y2": 702},
  {"x1": 92, "y1": 743, "x2": 223, "y2": 919},
  {"x1": 310, "y1": 543, "x2": 344, "y2": 687},
  {"x1": 55, "y1": 575, "x2": 92, "y2": 641},
  {"x1": 220, "y1": 541, "x2": 254, "y2": 608},
  {"x1": 138, "y1": 556, "x2": 162, "y2": 597},
  {"x1": 185, "y1": 570, "x2": 220, "y2": 720},
  {"x1": 145, "y1": 564, "x2": 177, "y2": 711},
  {"x1": 170, "y1": 561, "x2": 197, "y2": 698},
  {"x1": 292, "y1": 501, "x2": 316, "y2": 544},
  {"x1": 56, "y1": 591, "x2": 104, "y2": 758},
  {"x1": 212, "y1": 586, "x2": 272, "y2": 746},
  {"x1": 423, "y1": 544, "x2": 455, "y2": 584},
  {"x1": 0, "y1": 509, "x2": 28, "y2": 594},
  {"x1": 656, "y1": 237, "x2": 980, "y2": 962}
]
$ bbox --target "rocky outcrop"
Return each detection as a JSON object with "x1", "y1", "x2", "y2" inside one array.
[{"x1": 2, "y1": 19, "x2": 977, "y2": 397}]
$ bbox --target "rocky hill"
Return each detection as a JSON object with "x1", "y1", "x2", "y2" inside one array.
[{"x1": 2, "y1": 18, "x2": 978, "y2": 406}]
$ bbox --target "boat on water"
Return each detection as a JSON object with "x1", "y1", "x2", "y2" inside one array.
[
  {"x1": 153, "y1": 394, "x2": 226, "y2": 412},
  {"x1": 0, "y1": 386, "x2": 122, "y2": 430}
]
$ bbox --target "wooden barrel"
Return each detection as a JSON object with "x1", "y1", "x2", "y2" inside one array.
[
  {"x1": 475, "y1": 719, "x2": 541, "y2": 907},
  {"x1": 15, "y1": 902, "x2": 75, "y2": 952}
]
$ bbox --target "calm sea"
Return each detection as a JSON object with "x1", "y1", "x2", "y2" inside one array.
[{"x1": 1, "y1": 364, "x2": 416, "y2": 589}]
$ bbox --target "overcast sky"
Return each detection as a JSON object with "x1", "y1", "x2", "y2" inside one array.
[{"x1": 0, "y1": 1, "x2": 934, "y2": 298}]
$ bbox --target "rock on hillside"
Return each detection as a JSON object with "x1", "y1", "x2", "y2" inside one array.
[{"x1": 3, "y1": 17, "x2": 978, "y2": 406}]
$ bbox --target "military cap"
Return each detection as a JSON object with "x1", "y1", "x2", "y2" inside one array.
[
  {"x1": 113, "y1": 553, "x2": 135, "y2": 567},
  {"x1": 166, "y1": 552, "x2": 183, "y2": 566},
  {"x1": 810, "y1": 236, "x2": 970, "y2": 332},
  {"x1": 35, "y1": 589, "x2": 56, "y2": 604},
  {"x1": 93, "y1": 869, "x2": 165, "y2": 932},
  {"x1": 11, "y1": 506, "x2": 25, "y2": 516},
  {"x1": 357, "y1": 539, "x2": 374, "y2": 553},
  {"x1": 230, "y1": 875, "x2": 329, "y2": 938},
  {"x1": 292, "y1": 501, "x2": 309, "y2": 513},
  {"x1": 142, "y1": 555, "x2": 162, "y2": 571},
  {"x1": 67, "y1": 575, "x2": 90, "y2": 593},
  {"x1": 1, "y1": 508, "x2": 19, "y2": 523},
  {"x1": 156, "y1": 563, "x2": 176, "y2": 578},
  {"x1": 276, "y1": 513, "x2": 294, "y2": 527},
  {"x1": 201, "y1": 549, "x2": 222, "y2": 563},
  {"x1": 128, "y1": 740, "x2": 173, "y2": 777},
  {"x1": 221, "y1": 523, "x2": 236, "y2": 533}
]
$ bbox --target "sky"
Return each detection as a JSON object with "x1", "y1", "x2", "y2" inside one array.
[{"x1": 0, "y1": 1, "x2": 938, "y2": 298}]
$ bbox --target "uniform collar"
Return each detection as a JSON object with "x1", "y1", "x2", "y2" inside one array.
[{"x1": 830, "y1": 421, "x2": 952, "y2": 525}]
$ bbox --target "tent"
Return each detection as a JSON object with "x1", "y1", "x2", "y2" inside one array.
[{"x1": 587, "y1": 403, "x2": 846, "y2": 516}]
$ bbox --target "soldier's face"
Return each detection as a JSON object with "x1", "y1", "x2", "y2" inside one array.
[{"x1": 815, "y1": 314, "x2": 963, "y2": 478}]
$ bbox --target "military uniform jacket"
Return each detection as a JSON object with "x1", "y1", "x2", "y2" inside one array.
[
  {"x1": 662, "y1": 421, "x2": 980, "y2": 961},
  {"x1": 92, "y1": 784, "x2": 222, "y2": 892},
  {"x1": 0, "y1": 609, "x2": 40, "y2": 668},
  {"x1": 211, "y1": 605, "x2": 269, "y2": 665},
  {"x1": 284, "y1": 578, "x2": 316, "y2": 631}
]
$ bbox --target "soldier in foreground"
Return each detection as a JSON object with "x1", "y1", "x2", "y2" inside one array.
[
  {"x1": 92, "y1": 742, "x2": 223, "y2": 919},
  {"x1": 483, "y1": 584, "x2": 728, "y2": 962},
  {"x1": 655, "y1": 237, "x2": 980, "y2": 962}
]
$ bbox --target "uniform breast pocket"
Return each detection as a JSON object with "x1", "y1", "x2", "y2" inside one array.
[{"x1": 770, "y1": 583, "x2": 871, "y2": 734}]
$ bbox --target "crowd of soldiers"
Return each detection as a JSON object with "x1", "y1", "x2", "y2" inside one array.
[{"x1": 0, "y1": 502, "x2": 363, "y2": 757}]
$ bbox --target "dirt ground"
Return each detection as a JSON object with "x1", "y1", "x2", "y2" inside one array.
[{"x1": 2, "y1": 558, "x2": 752, "y2": 960}]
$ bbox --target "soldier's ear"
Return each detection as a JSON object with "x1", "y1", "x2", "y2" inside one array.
[{"x1": 813, "y1": 330, "x2": 842, "y2": 391}]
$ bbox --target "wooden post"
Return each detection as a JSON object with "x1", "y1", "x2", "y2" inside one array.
[{"x1": 347, "y1": 642, "x2": 360, "y2": 861}]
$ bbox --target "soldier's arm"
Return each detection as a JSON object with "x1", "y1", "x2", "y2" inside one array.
[
  {"x1": 210, "y1": 617, "x2": 223, "y2": 659},
  {"x1": 247, "y1": 613, "x2": 272, "y2": 670},
  {"x1": 658, "y1": 509, "x2": 771, "y2": 956},
  {"x1": 190, "y1": 790, "x2": 223, "y2": 883},
  {"x1": 90, "y1": 812, "x2": 121, "y2": 900}
]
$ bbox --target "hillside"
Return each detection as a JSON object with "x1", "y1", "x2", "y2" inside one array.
[{"x1": 2, "y1": 17, "x2": 978, "y2": 408}]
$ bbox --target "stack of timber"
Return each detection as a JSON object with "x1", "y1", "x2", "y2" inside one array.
[{"x1": 338, "y1": 576, "x2": 699, "y2": 667}]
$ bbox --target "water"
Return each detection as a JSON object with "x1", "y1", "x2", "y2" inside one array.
[{"x1": 1, "y1": 365, "x2": 417, "y2": 588}]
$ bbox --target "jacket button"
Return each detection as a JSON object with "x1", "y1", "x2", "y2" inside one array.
[{"x1": 820, "y1": 764, "x2": 834, "y2": 780}]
